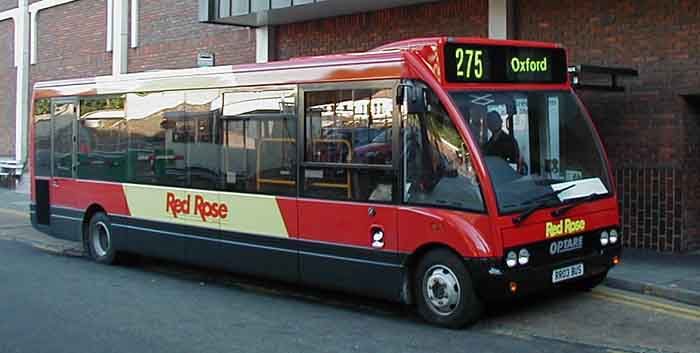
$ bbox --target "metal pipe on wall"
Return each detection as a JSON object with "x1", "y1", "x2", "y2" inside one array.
[{"x1": 130, "y1": 0, "x2": 138, "y2": 48}]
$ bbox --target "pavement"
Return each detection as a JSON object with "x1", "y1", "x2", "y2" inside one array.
[
  {"x1": 607, "y1": 248, "x2": 700, "y2": 306},
  {"x1": 2, "y1": 186, "x2": 699, "y2": 307}
]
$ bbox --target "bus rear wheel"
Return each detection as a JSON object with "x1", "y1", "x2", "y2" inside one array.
[
  {"x1": 414, "y1": 249, "x2": 483, "y2": 328},
  {"x1": 85, "y1": 212, "x2": 117, "y2": 265}
]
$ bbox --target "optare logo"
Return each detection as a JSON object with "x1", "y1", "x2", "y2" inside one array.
[
  {"x1": 545, "y1": 218, "x2": 586, "y2": 238},
  {"x1": 165, "y1": 192, "x2": 228, "y2": 222},
  {"x1": 549, "y1": 235, "x2": 584, "y2": 255}
]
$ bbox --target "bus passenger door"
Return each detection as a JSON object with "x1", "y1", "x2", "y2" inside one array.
[
  {"x1": 49, "y1": 98, "x2": 82, "y2": 241},
  {"x1": 297, "y1": 85, "x2": 403, "y2": 301}
]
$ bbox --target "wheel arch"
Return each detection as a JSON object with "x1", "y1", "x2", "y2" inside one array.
[
  {"x1": 400, "y1": 242, "x2": 465, "y2": 304},
  {"x1": 82, "y1": 204, "x2": 107, "y2": 244}
]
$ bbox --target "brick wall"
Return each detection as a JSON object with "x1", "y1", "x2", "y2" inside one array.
[
  {"x1": 0, "y1": 0, "x2": 16, "y2": 12},
  {"x1": 28, "y1": 0, "x2": 254, "y2": 80},
  {"x1": 0, "y1": 19, "x2": 15, "y2": 158},
  {"x1": 616, "y1": 167, "x2": 684, "y2": 252},
  {"x1": 275, "y1": 0, "x2": 488, "y2": 60},
  {"x1": 129, "y1": 0, "x2": 254, "y2": 72},
  {"x1": 518, "y1": 0, "x2": 700, "y2": 251},
  {"x1": 31, "y1": 0, "x2": 112, "y2": 82}
]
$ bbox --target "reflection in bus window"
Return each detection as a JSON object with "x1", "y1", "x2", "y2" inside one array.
[
  {"x1": 222, "y1": 88, "x2": 297, "y2": 196},
  {"x1": 34, "y1": 99, "x2": 51, "y2": 177},
  {"x1": 403, "y1": 87, "x2": 484, "y2": 212},
  {"x1": 184, "y1": 90, "x2": 223, "y2": 190},
  {"x1": 78, "y1": 96, "x2": 127, "y2": 182},
  {"x1": 126, "y1": 91, "x2": 186, "y2": 187},
  {"x1": 303, "y1": 88, "x2": 396, "y2": 203},
  {"x1": 305, "y1": 89, "x2": 393, "y2": 165},
  {"x1": 52, "y1": 101, "x2": 76, "y2": 178}
]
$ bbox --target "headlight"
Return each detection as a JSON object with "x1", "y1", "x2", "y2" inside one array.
[
  {"x1": 609, "y1": 229, "x2": 619, "y2": 244},
  {"x1": 506, "y1": 251, "x2": 518, "y2": 268},
  {"x1": 600, "y1": 231, "x2": 609, "y2": 246},
  {"x1": 518, "y1": 249, "x2": 530, "y2": 265}
]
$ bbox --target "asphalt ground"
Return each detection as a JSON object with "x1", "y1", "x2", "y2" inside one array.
[{"x1": 0, "y1": 208, "x2": 698, "y2": 353}]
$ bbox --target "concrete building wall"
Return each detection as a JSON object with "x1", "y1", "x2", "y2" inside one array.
[{"x1": 518, "y1": 0, "x2": 700, "y2": 251}]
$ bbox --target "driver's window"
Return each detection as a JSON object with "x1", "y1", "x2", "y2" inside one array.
[{"x1": 403, "y1": 86, "x2": 484, "y2": 212}]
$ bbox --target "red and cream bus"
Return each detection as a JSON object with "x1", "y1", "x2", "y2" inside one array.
[{"x1": 30, "y1": 37, "x2": 621, "y2": 327}]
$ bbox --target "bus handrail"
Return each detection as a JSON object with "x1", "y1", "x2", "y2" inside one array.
[{"x1": 256, "y1": 138, "x2": 353, "y2": 198}]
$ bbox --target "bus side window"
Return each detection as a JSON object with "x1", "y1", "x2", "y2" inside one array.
[
  {"x1": 184, "y1": 90, "x2": 224, "y2": 190},
  {"x1": 302, "y1": 88, "x2": 396, "y2": 203},
  {"x1": 403, "y1": 86, "x2": 485, "y2": 212},
  {"x1": 126, "y1": 91, "x2": 187, "y2": 187},
  {"x1": 34, "y1": 99, "x2": 52, "y2": 177},
  {"x1": 221, "y1": 88, "x2": 297, "y2": 197},
  {"x1": 78, "y1": 95, "x2": 127, "y2": 182}
]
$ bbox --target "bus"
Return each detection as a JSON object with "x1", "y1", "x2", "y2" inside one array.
[{"x1": 30, "y1": 37, "x2": 621, "y2": 328}]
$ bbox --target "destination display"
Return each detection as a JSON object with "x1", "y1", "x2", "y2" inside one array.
[{"x1": 444, "y1": 43, "x2": 567, "y2": 84}]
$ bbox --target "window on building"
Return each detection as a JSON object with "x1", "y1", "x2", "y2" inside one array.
[
  {"x1": 222, "y1": 88, "x2": 297, "y2": 196},
  {"x1": 403, "y1": 85, "x2": 485, "y2": 212},
  {"x1": 302, "y1": 87, "x2": 396, "y2": 202},
  {"x1": 34, "y1": 99, "x2": 52, "y2": 177},
  {"x1": 77, "y1": 96, "x2": 127, "y2": 182}
]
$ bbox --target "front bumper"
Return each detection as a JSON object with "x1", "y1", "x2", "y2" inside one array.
[{"x1": 467, "y1": 244, "x2": 622, "y2": 300}]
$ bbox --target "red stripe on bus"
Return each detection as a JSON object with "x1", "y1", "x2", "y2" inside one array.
[{"x1": 51, "y1": 179, "x2": 131, "y2": 216}]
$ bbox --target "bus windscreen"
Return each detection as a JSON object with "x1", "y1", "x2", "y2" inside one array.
[{"x1": 444, "y1": 43, "x2": 567, "y2": 84}]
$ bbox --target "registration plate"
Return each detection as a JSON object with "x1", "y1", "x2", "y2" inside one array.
[{"x1": 552, "y1": 263, "x2": 584, "y2": 283}]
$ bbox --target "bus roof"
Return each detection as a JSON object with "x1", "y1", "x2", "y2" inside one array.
[
  {"x1": 33, "y1": 37, "x2": 566, "y2": 98},
  {"x1": 33, "y1": 49, "x2": 405, "y2": 98}
]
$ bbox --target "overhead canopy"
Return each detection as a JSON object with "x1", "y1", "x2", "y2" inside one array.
[{"x1": 199, "y1": 0, "x2": 441, "y2": 27}]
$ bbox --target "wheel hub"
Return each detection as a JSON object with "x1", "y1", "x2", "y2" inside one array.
[
  {"x1": 92, "y1": 221, "x2": 111, "y2": 257},
  {"x1": 424, "y1": 265, "x2": 461, "y2": 316}
]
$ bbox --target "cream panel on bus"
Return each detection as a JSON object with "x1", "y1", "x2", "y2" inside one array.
[
  {"x1": 123, "y1": 184, "x2": 222, "y2": 230},
  {"x1": 218, "y1": 192, "x2": 289, "y2": 238},
  {"x1": 122, "y1": 184, "x2": 289, "y2": 238}
]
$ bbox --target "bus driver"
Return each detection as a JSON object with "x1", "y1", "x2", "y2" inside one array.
[{"x1": 483, "y1": 111, "x2": 520, "y2": 165}]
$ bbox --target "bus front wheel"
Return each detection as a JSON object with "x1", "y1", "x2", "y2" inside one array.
[
  {"x1": 414, "y1": 249, "x2": 483, "y2": 328},
  {"x1": 85, "y1": 212, "x2": 117, "y2": 265}
]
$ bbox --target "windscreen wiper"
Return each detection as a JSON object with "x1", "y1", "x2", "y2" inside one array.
[
  {"x1": 551, "y1": 193, "x2": 602, "y2": 218},
  {"x1": 512, "y1": 184, "x2": 576, "y2": 225}
]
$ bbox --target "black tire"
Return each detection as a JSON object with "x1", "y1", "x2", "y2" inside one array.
[
  {"x1": 85, "y1": 212, "x2": 118, "y2": 265},
  {"x1": 413, "y1": 249, "x2": 483, "y2": 328},
  {"x1": 573, "y1": 271, "x2": 608, "y2": 291}
]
